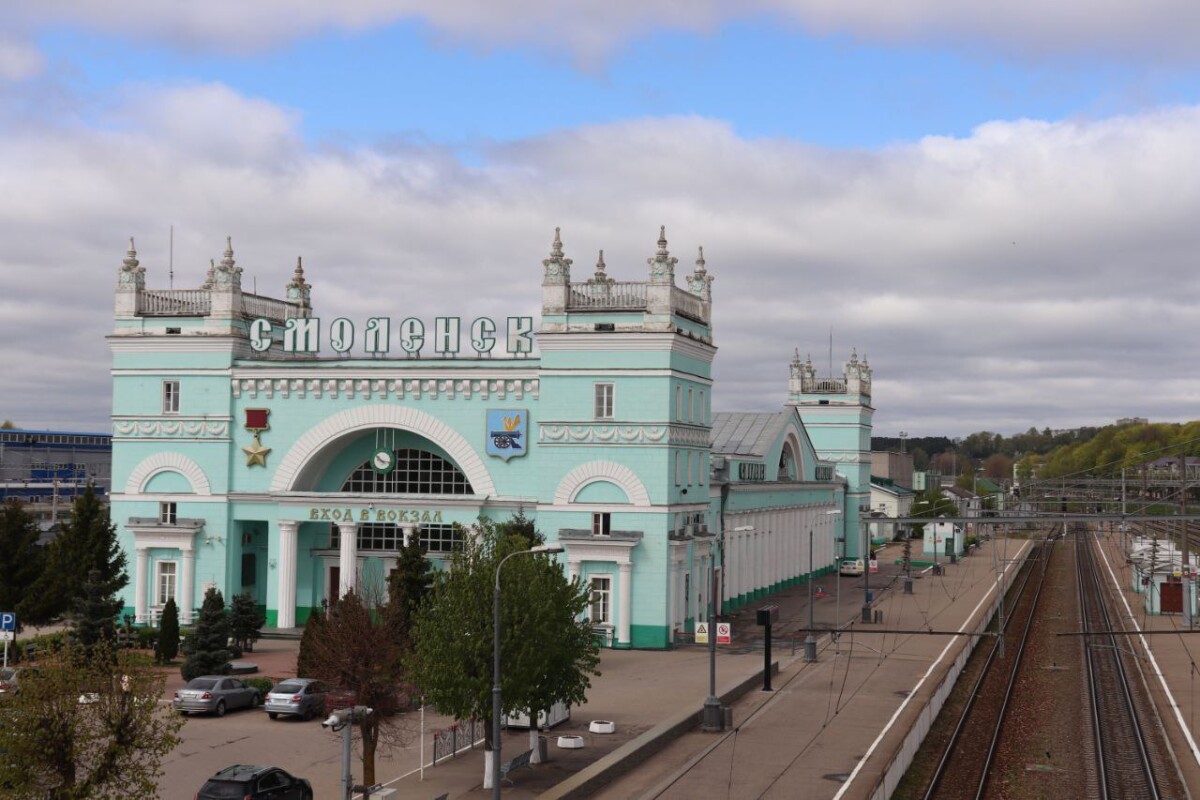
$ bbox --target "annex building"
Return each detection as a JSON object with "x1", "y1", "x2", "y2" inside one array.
[{"x1": 109, "y1": 229, "x2": 874, "y2": 649}]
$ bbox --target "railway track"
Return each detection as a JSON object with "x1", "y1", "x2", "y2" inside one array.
[
  {"x1": 1077, "y1": 523, "x2": 1184, "y2": 798},
  {"x1": 923, "y1": 531, "x2": 1056, "y2": 799}
]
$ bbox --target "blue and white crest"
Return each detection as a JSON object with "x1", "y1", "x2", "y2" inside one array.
[{"x1": 486, "y1": 409, "x2": 528, "y2": 461}]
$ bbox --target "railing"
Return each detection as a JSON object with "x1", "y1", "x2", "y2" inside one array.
[
  {"x1": 567, "y1": 281, "x2": 647, "y2": 310},
  {"x1": 138, "y1": 289, "x2": 211, "y2": 316},
  {"x1": 241, "y1": 293, "x2": 299, "y2": 322},
  {"x1": 671, "y1": 286, "x2": 706, "y2": 321},
  {"x1": 431, "y1": 718, "x2": 486, "y2": 765},
  {"x1": 803, "y1": 377, "x2": 848, "y2": 394}
]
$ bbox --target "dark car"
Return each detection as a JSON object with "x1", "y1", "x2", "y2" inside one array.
[
  {"x1": 173, "y1": 676, "x2": 261, "y2": 716},
  {"x1": 196, "y1": 764, "x2": 312, "y2": 799},
  {"x1": 264, "y1": 678, "x2": 327, "y2": 721}
]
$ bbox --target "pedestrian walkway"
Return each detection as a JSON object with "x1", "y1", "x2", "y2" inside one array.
[{"x1": 380, "y1": 536, "x2": 1031, "y2": 799}]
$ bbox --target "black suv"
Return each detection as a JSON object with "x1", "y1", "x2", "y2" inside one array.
[{"x1": 195, "y1": 765, "x2": 312, "y2": 799}]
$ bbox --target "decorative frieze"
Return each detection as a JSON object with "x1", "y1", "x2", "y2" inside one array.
[
  {"x1": 539, "y1": 422, "x2": 709, "y2": 447},
  {"x1": 231, "y1": 377, "x2": 539, "y2": 401},
  {"x1": 113, "y1": 417, "x2": 230, "y2": 440}
]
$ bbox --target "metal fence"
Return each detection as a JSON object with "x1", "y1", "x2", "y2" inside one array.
[{"x1": 430, "y1": 718, "x2": 486, "y2": 765}]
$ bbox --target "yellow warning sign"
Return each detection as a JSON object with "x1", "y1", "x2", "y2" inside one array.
[{"x1": 695, "y1": 622, "x2": 709, "y2": 644}]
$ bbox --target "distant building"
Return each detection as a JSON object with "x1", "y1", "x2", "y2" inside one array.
[
  {"x1": 871, "y1": 450, "x2": 913, "y2": 489},
  {"x1": 0, "y1": 429, "x2": 112, "y2": 531},
  {"x1": 1116, "y1": 417, "x2": 1148, "y2": 426}
]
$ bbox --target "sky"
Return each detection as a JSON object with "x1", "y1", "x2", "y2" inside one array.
[{"x1": 3, "y1": 2, "x2": 1200, "y2": 439}]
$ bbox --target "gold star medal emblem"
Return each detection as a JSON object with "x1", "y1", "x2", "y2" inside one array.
[
  {"x1": 243, "y1": 408, "x2": 272, "y2": 467},
  {"x1": 243, "y1": 432, "x2": 271, "y2": 467}
]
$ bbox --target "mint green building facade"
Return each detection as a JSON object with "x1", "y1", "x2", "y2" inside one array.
[{"x1": 109, "y1": 229, "x2": 873, "y2": 649}]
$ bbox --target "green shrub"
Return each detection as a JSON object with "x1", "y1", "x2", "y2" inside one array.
[{"x1": 243, "y1": 677, "x2": 274, "y2": 695}]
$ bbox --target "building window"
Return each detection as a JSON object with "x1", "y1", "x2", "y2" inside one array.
[
  {"x1": 688, "y1": 451, "x2": 695, "y2": 485},
  {"x1": 675, "y1": 452, "x2": 682, "y2": 486},
  {"x1": 594, "y1": 383, "x2": 615, "y2": 419},
  {"x1": 156, "y1": 561, "x2": 177, "y2": 606},
  {"x1": 700, "y1": 390, "x2": 706, "y2": 424},
  {"x1": 331, "y1": 522, "x2": 462, "y2": 553},
  {"x1": 592, "y1": 512, "x2": 611, "y2": 537},
  {"x1": 590, "y1": 576, "x2": 612, "y2": 624},
  {"x1": 159, "y1": 502, "x2": 177, "y2": 525},
  {"x1": 342, "y1": 448, "x2": 474, "y2": 495},
  {"x1": 676, "y1": 385, "x2": 682, "y2": 420},
  {"x1": 688, "y1": 387, "x2": 694, "y2": 422},
  {"x1": 162, "y1": 381, "x2": 180, "y2": 414}
]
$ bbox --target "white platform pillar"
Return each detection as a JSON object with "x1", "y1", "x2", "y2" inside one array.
[
  {"x1": 617, "y1": 561, "x2": 633, "y2": 646},
  {"x1": 180, "y1": 547, "x2": 196, "y2": 625}
]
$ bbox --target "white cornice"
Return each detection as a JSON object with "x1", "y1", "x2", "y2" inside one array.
[
  {"x1": 538, "y1": 332, "x2": 716, "y2": 362},
  {"x1": 107, "y1": 335, "x2": 249, "y2": 355},
  {"x1": 230, "y1": 365, "x2": 542, "y2": 380},
  {"x1": 539, "y1": 368, "x2": 712, "y2": 384}
]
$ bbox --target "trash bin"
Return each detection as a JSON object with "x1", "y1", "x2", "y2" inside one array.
[{"x1": 537, "y1": 735, "x2": 549, "y2": 762}]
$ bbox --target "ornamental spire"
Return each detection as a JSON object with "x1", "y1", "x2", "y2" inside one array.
[
  {"x1": 590, "y1": 249, "x2": 614, "y2": 284},
  {"x1": 220, "y1": 235, "x2": 236, "y2": 271},
  {"x1": 694, "y1": 245, "x2": 706, "y2": 275},
  {"x1": 647, "y1": 225, "x2": 678, "y2": 284},
  {"x1": 541, "y1": 226, "x2": 572, "y2": 284},
  {"x1": 211, "y1": 235, "x2": 242, "y2": 290},
  {"x1": 285, "y1": 256, "x2": 312, "y2": 307},
  {"x1": 123, "y1": 237, "x2": 139, "y2": 270},
  {"x1": 203, "y1": 259, "x2": 216, "y2": 289},
  {"x1": 117, "y1": 236, "x2": 145, "y2": 291}
]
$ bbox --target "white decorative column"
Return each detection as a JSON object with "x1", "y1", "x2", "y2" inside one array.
[
  {"x1": 276, "y1": 520, "x2": 299, "y2": 629},
  {"x1": 180, "y1": 546, "x2": 196, "y2": 625},
  {"x1": 567, "y1": 558, "x2": 580, "y2": 587},
  {"x1": 401, "y1": 524, "x2": 415, "y2": 548},
  {"x1": 618, "y1": 562, "x2": 633, "y2": 646},
  {"x1": 134, "y1": 547, "x2": 150, "y2": 623},
  {"x1": 338, "y1": 521, "x2": 358, "y2": 597}
]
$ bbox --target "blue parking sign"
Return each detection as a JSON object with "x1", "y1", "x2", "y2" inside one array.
[{"x1": 0, "y1": 612, "x2": 15, "y2": 631}]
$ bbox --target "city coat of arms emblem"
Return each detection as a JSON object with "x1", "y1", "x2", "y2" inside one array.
[{"x1": 486, "y1": 410, "x2": 528, "y2": 461}]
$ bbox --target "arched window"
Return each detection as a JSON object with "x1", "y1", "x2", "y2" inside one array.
[{"x1": 342, "y1": 448, "x2": 474, "y2": 495}]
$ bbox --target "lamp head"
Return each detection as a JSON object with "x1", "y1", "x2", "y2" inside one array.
[{"x1": 531, "y1": 544, "x2": 564, "y2": 554}]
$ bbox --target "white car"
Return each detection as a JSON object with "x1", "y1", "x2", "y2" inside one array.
[{"x1": 839, "y1": 559, "x2": 865, "y2": 576}]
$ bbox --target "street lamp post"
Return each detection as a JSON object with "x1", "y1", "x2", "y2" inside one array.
[
  {"x1": 861, "y1": 516, "x2": 873, "y2": 624},
  {"x1": 824, "y1": 509, "x2": 842, "y2": 655},
  {"x1": 493, "y1": 543, "x2": 564, "y2": 799},
  {"x1": 805, "y1": 528, "x2": 817, "y2": 662}
]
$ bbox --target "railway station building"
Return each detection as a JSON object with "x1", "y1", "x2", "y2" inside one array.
[{"x1": 108, "y1": 229, "x2": 874, "y2": 649}]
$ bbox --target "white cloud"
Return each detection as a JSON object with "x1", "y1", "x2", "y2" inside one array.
[
  {"x1": 0, "y1": 37, "x2": 45, "y2": 81},
  {"x1": 4, "y1": 2, "x2": 1200, "y2": 62},
  {"x1": 1, "y1": 84, "x2": 1199, "y2": 437}
]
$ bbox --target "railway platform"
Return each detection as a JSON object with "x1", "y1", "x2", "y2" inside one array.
[{"x1": 390, "y1": 536, "x2": 1035, "y2": 800}]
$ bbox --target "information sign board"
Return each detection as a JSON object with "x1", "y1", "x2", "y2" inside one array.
[
  {"x1": 695, "y1": 622, "x2": 709, "y2": 644},
  {"x1": 716, "y1": 623, "x2": 732, "y2": 645},
  {"x1": 0, "y1": 612, "x2": 14, "y2": 632}
]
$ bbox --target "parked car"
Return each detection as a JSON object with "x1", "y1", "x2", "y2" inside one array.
[
  {"x1": 264, "y1": 678, "x2": 328, "y2": 721},
  {"x1": 839, "y1": 558, "x2": 865, "y2": 576},
  {"x1": 195, "y1": 764, "x2": 312, "y2": 799},
  {"x1": 0, "y1": 667, "x2": 36, "y2": 698},
  {"x1": 173, "y1": 676, "x2": 261, "y2": 716}
]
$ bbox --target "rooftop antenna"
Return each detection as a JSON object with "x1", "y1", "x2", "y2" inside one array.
[
  {"x1": 168, "y1": 225, "x2": 174, "y2": 288},
  {"x1": 828, "y1": 327, "x2": 833, "y2": 379}
]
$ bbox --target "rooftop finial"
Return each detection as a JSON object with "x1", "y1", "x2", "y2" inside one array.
[
  {"x1": 285, "y1": 255, "x2": 312, "y2": 306},
  {"x1": 202, "y1": 258, "x2": 216, "y2": 288},
  {"x1": 694, "y1": 245, "x2": 706, "y2": 274},
  {"x1": 647, "y1": 225, "x2": 678, "y2": 283},
  {"x1": 590, "y1": 249, "x2": 614, "y2": 284},
  {"x1": 656, "y1": 225, "x2": 670, "y2": 259},
  {"x1": 220, "y1": 236, "x2": 236, "y2": 270},
  {"x1": 542, "y1": 226, "x2": 572, "y2": 283},
  {"x1": 122, "y1": 237, "x2": 139, "y2": 270}
]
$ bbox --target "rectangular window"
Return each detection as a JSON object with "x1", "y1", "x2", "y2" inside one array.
[
  {"x1": 688, "y1": 388, "x2": 694, "y2": 422},
  {"x1": 700, "y1": 390, "x2": 706, "y2": 424},
  {"x1": 676, "y1": 385, "x2": 682, "y2": 420},
  {"x1": 590, "y1": 576, "x2": 612, "y2": 624},
  {"x1": 592, "y1": 512, "x2": 611, "y2": 537},
  {"x1": 675, "y1": 452, "x2": 682, "y2": 486},
  {"x1": 159, "y1": 502, "x2": 177, "y2": 525},
  {"x1": 156, "y1": 561, "x2": 177, "y2": 606},
  {"x1": 162, "y1": 380, "x2": 180, "y2": 414},
  {"x1": 594, "y1": 383, "x2": 614, "y2": 419},
  {"x1": 688, "y1": 451, "x2": 695, "y2": 485}
]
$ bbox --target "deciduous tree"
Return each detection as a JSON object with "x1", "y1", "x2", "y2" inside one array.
[
  {"x1": 408, "y1": 518, "x2": 599, "y2": 788},
  {"x1": 302, "y1": 590, "x2": 411, "y2": 786},
  {"x1": 0, "y1": 641, "x2": 184, "y2": 799}
]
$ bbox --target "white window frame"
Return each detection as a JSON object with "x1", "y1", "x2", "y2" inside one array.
[
  {"x1": 156, "y1": 559, "x2": 178, "y2": 607},
  {"x1": 159, "y1": 501, "x2": 177, "y2": 525},
  {"x1": 594, "y1": 383, "x2": 615, "y2": 420},
  {"x1": 589, "y1": 574, "x2": 613, "y2": 625},
  {"x1": 592, "y1": 512, "x2": 611, "y2": 537},
  {"x1": 162, "y1": 380, "x2": 180, "y2": 414}
]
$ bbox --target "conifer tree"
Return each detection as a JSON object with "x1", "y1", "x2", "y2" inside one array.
[
  {"x1": 156, "y1": 597, "x2": 180, "y2": 664},
  {"x1": 72, "y1": 568, "x2": 122, "y2": 658},
  {"x1": 20, "y1": 484, "x2": 127, "y2": 625},
  {"x1": 181, "y1": 588, "x2": 231, "y2": 681},
  {"x1": 295, "y1": 607, "x2": 325, "y2": 678},
  {"x1": 229, "y1": 592, "x2": 265, "y2": 653},
  {"x1": 387, "y1": 532, "x2": 432, "y2": 648},
  {"x1": 0, "y1": 499, "x2": 43, "y2": 625}
]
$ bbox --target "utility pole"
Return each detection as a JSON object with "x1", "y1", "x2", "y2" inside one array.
[{"x1": 1182, "y1": 454, "x2": 1191, "y2": 627}]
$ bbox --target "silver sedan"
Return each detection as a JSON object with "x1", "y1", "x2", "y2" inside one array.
[{"x1": 173, "y1": 676, "x2": 261, "y2": 717}]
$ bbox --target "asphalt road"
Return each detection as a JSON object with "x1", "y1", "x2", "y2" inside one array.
[{"x1": 160, "y1": 701, "x2": 438, "y2": 799}]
